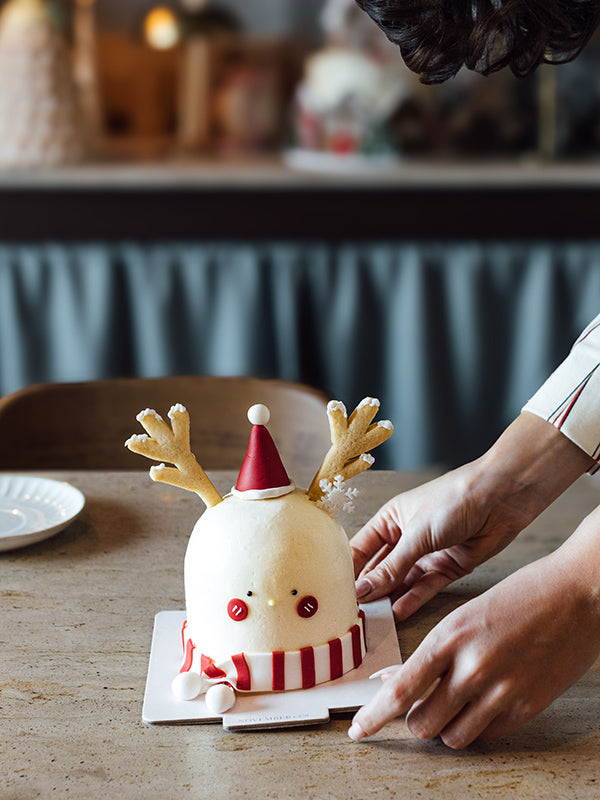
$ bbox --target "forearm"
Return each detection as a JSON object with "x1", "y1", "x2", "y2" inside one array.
[
  {"x1": 469, "y1": 411, "x2": 595, "y2": 532},
  {"x1": 559, "y1": 503, "x2": 600, "y2": 607}
]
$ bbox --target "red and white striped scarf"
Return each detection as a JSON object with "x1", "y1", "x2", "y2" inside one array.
[{"x1": 179, "y1": 610, "x2": 367, "y2": 694}]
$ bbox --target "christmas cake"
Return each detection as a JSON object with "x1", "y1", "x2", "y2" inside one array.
[{"x1": 126, "y1": 397, "x2": 392, "y2": 714}]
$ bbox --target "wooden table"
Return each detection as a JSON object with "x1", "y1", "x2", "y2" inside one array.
[{"x1": 3, "y1": 469, "x2": 600, "y2": 799}]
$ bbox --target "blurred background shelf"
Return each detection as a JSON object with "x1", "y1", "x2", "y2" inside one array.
[
  {"x1": 1, "y1": 157, "x2": 599, "y2": 240},
  {"x1": 3, "y1": 157, "x2": 600, "y2": 187}
]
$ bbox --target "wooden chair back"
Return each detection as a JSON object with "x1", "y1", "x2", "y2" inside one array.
[{"x1": 0, "y1": 376, "x2": 331, "y2": 476}]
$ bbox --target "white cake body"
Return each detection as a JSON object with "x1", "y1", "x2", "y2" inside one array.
[{"x1": 184, "y1": 490, "x2": 360, "y2": 663}]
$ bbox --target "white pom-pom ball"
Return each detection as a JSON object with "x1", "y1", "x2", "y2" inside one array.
[
  {"x1": 248, "y1": 404, "x2": 270, "y2": 425},
  {"x1": 205, "y1": 683, "x2": 236, "y2": 715},
  {"x1": 171, "y1": 671, "x2": 203, "y2": 701}
]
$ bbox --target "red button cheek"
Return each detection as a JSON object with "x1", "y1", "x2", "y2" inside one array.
[
  {"x1": 296, "y1": 595, "x2": 318, "y2": 618},
  {"x1": 227, "y1": 598, "x2": 249, "y2": 621}
]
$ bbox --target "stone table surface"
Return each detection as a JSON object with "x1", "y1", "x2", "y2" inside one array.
[{"x1": 2, "y1": 469, "x2": 600, "y2": 800}]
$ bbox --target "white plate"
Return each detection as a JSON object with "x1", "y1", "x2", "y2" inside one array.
[{"x1": 0, "y1": 475, "x2": 85, "y2": 551}]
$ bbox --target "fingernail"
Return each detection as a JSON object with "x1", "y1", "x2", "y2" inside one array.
[
  {"x1": 355, "y1": 577, "x2": 373, "y2": 599},
  {"x1": 368, "y1": 665, "x2": 401, "y2": 680},
  {"x1": 348, "y1": 721, "x2": 366, "y2": 741}
]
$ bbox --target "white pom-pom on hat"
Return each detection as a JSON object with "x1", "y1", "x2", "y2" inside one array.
[
  {"x1": 247, "y1": 404, "x2": 270, "y2": 425},
  {"x1": 233, "y1": 402, "x2": 294, "y2": 499}
]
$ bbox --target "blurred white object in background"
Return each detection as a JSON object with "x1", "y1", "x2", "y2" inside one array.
[
  {"x1": 285, "y1": 0, "x2": 414, "y2": 171},
  {"x1": 302, "y1": 47, "x2": 409, "y2": 120},
  {"x1": 285, "y1": 47, "x2": 410, "y2": 170},
  {"x1": 0, "y1": 0, "x2": 86, "y2": 169}
]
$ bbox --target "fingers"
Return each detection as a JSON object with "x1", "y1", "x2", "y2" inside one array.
[
  {"x1": 404, "y1": 679, "x2": 467, "y2": 743},
  {"x1": 439, "y1": 704, "x2": 503, "y2": 750},
  {"x1": 348, "y1": 643, "x2": 448, "y2": 741},
  {"x1": 391, "y1": 569, "x2": 455, "y2": 621},
  {"x1": 351, "y1": 656, "x2": 505, "y2": 750},
  {"x1": 477, "y1": 713, "x2": 518, "y2": 744},
  {"x1": 405, "y1": 677, "x2": 503, "y2": 750},
  {"x1": 351, "y1": 495, "x2": 449, "y2": 604},
  {"x1": 350, "y1": 504, "x2": 402, "y2": 579},
  {"x1": 355, "y1": 542, "x2": 392, "y2": 581},
  {"x1": 354, "y1": 536, "x2": 426, "y2": 603}
]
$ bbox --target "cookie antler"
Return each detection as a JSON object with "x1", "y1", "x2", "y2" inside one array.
[
  {"x1": 307, "y1": 398, "x2": 393, "y2": 501},
  {"x1": 125, "y1": 404, "x2": 223, "y2": 508}
]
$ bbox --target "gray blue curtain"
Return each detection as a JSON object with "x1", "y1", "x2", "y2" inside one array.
[{"x1": 2, "y1": 241, "x2": 600, "y2": 469}]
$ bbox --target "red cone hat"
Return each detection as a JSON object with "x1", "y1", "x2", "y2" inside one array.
[{"x1": 232, "y1": 404, "x2": 295, "y2": 500}]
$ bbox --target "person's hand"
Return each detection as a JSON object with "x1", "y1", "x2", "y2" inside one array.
[
  {"x1": 351, "y1": 413, "x2": 594, "y2": 620},
  {"x1": 349, "y1": 520, "x2": 600, "y2": 748},
  {"x1": 351, "y1": 462, "x2": 527, "y2": 620}
]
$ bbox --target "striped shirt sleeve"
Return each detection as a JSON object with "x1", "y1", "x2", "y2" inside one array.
[{"x1": 522, "y1": 313, "x2": 600, "y2": 474}]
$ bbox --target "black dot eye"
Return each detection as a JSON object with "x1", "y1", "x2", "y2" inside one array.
[
  {"x1": 291, "y1": 589, "x2": 298, "y2": 596},
  {"x1": 247, "y1": 591, "x2": 253, "y2": 597}
]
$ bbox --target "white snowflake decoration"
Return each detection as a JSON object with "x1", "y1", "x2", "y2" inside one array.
[{"x1": 316, "y1": 474, "x2": 359, "y2": 517}]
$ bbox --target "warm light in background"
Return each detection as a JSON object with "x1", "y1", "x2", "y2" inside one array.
[{"x1": 143, "y1": 5, "x2": 180, "y2": 50}]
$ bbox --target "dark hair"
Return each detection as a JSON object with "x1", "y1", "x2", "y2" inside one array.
[{"x1": 355, "y1": 0, "x2": 600, "y2": 83}]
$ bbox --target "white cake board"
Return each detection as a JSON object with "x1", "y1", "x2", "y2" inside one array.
[{"x1": 142, "y1": 598, "x2": 401, "y2": 731}]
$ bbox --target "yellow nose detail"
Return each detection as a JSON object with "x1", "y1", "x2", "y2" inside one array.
[{"x1": 268, "y1": 599, "x2": 276, "y2": 607}]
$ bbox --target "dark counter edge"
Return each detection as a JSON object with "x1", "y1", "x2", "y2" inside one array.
[{"x1": 1, "y1": 184, "x2": 598, "y2": 240}]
